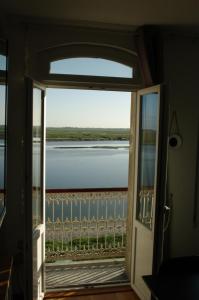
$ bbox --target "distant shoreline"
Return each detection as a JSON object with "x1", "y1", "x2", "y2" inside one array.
[
  {"x1": 53, "y1": 145, "x2": 129, "y2": 149},
  {"x1": 46, "y1": 138, "x2": 129, "y2": 141},
  {"x1": 32, "y1": 127, "x2": 156, "y2": 144},
  {"x1": 44, "y1": 127, "x2": 130, "y2": 141}
]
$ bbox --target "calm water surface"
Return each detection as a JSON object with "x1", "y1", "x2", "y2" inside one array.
[
  {"x1": 46, "y1": 140, "x2": 130, "y2": 189},
  {"x1": 0, "y1": 140, "x2": 156, "y2": 189}
]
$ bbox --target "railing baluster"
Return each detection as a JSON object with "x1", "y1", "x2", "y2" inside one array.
[
  {"x1": 80, "y1": 198, "x2": 82, "y2": 250},
  {"x1": 88, "y1": 197, "x2": 90, "y2": 250},
  {"x1": 52, "y1": 200, "x2": 55, "y2": 252},
  {"x1": 97, "y1": 197, "x2": 99, "y2": 250},
  {"x1": 105, "y1": 197, "x2": 107, "y2": 249},
  {"x1": 45, "y1": 188, "x2": 129, "y2": 261},
  {"x1": 61, "y1": 200, "x2": 63, "y2": 251},
  {"x1": 122, "y1": 193, "x2": 125, "y2": 247},
  {"x1": 70, "y1": 198, "x2": 73, "y2": 251},
  {"x1": 114, "y1": 198, "x2": 116, "y2": 248}
]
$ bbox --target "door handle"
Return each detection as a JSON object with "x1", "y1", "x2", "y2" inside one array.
[
  {"x1": 164, "y1": 205, "x2": 170, "y2": 212},
  {"x1": 163, "y1": 205, "x2": 171, "y2": 232}
]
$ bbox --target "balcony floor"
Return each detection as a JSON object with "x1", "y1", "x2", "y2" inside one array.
[{"x1": 45, "y1": 259, "x2": 129, "y2": 289}]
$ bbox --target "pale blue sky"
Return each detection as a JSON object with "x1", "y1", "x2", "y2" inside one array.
[
  {"x1": 142, "y1": 94, "x2": 158, "y2": 130},
  {"x1": 0, "y1": 55, "x2": 6, "y2": 71},
  {"x1": 0, "y1": 86, "x2": 5, "y2": 125},
  {"x1": 47, "y1": 57, "x2": 132, "y2": 128},
  {"x1": 0, "y1": 54, "x2": 7, "y2": 126},
  {"x1": 46, "y1": 88, "x2": 131, "y2": 128},
  {"x1": 50, "y1": 57, "x2": 133, "y2": 78}
]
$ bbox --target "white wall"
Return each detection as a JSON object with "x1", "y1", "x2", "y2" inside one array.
[{"x1": 164, "y1": 34, "x2": 199, "y2": 257}]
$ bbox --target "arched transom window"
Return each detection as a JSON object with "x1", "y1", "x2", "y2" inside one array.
[{"x1": 50, "y1": 57, "x2": 133, "y2": 78}]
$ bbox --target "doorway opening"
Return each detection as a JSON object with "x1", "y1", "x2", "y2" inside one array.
[
  {"x1": 29, "y1": 50, "x2": 165, "y2": 300},
  {"x1": 44, "y1": 88, "x2": 132, "y2": 289}
]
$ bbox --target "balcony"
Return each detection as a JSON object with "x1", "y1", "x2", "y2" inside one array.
[
  {"x1": 45, "y1": 187, "x2": 128, "y2": 288},
  {"x1": 45, "y1": 187, "x2": 154, "y2": 289}
]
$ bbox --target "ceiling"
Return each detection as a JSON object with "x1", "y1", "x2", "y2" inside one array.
[{"x1": 1, "y1": 0, "x2": 199, "y2": 28}]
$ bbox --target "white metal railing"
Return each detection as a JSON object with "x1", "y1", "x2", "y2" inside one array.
[
  {"x1": 0, "y1": 191, "x2": 4, "y2": 213},
  {"x1": 45, "y1": 188, "x2": 127, "y2": 261},
  {"x1": 137, "y1": 189, "x2": 154, "y2": 230}
]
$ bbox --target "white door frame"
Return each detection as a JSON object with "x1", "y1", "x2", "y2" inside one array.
[
  {"x1": 25, "y1": 78, "x2": 46, "y2": 300},
  {"x1": 25, "y1": 74, "x2": 167, "y2": 297},
  {"x1": 130, "y1": 84, "x2": 168, "y2": 300}
]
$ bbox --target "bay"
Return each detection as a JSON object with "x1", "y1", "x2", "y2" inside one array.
[
  {"x1": 46, "y1": 140, "x2": 130, "y2": 189},
  {"x1": 45, "y1": 140, "x2": 129, "y2": 221}
]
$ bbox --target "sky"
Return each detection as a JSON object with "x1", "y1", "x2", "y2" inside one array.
[
  {"x1": 46, "y1": 88, "x2": 131, "y2": 128},
  {"x1": 0, "y1": 55, "x2": 6, "y2": 125},
  {"x1": 0, "y1": 55, "x2": 6, "y2": 71},
  {"x1": 50, "y1": 57, "x2": 133, "y2": 78},
  {"x1": 46, "y1": 57, "x2": 132, "y2": 128},
  {"x1": 142, "y1": 94, "x2": 158, "y2": 130},
  {"x1": 1, "y1": 57, "x2": 158, "y2": 129},
  {"x1": 0, "y1": 86, "x2": 5, "y2": 125}
]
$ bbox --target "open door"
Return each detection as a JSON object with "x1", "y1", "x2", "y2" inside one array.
[
  {"x1": 130, "y1": 85, "x2": 165, "y2": 300},
  {"x1": 26, "y1": 78, "x2": 46, "y2": 300}
]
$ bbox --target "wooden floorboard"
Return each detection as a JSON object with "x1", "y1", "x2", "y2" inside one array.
[{"x1": 44, "y1": 286, "x2": 140, "y2": 300}]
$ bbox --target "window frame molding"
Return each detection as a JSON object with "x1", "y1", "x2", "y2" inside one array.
[{"x1": 30, "y1": 43, "x2": 142, "y2": 91}]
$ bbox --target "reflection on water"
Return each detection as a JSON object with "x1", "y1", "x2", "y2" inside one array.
[
  {"x1": 46, "y1": 140, "x2": 130, "y2": 189},
  {"x1": 45, "y1": 140, "x2": 155, "y2": 189}
]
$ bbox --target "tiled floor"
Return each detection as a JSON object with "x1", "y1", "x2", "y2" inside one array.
[{"x1": 46, "y1": 260, "x2": 129, "y2": 289}]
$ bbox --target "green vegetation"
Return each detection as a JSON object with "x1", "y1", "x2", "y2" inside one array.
[
  {"x1": 31, "y1": 126, "x2": 156, "y2": 144},
  {"x1": 33, "y1": 126, "x2": 41, "y2": 138},
  {"x1": 46, "y1": 127, "x2": 130, "y2": 141},
  {"x1": 46, "y1": 234, "x2": 126, "y2": 252},
  {"x1": 141, "y1": 129, "x2": 156, "y2": 145},
  {"x1": 0, "y1": 125, "x2": 5, "y2": 139}
]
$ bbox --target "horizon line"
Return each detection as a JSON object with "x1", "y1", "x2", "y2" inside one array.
[{"x1": 45, "y1": 126, "x2": 130, "y2": 129}]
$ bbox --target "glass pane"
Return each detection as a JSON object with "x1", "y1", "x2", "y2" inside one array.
[
  {"x1": 50, "y1": 57, "x2": 133, "y2": 78},
  {"x1": 0, "y1": 54, "x2": 6, "y2": 71},
  {"x1": 136, "y1": 93, "x2": 159, "y2": 230},
  {"x1": 32, "y1": 88, "x2": 42, "y2": 229},
  {"x1": 0, "y1": 84, "x2": 6, "y2": 217},
  {"x1": 0, "y1": 45, "x2": 7, "y2": 221}
]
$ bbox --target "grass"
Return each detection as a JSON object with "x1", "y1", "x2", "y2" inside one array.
[
  {"x1": 45, "y1": 127, "x2": 130, "y2": 141},
  {"x1": 46, "y1": 234, "x2": 126, "y2": 252},
  {"x1": 0, "y1": 126, "x2": 5, "y2": 139},
  {"x1": 32, "y1": 126, "x2": 156, "y2": 144}
]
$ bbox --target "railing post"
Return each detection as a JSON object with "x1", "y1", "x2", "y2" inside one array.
[
  {"x1": 97, "y1": 199, "x2": 99, "y2": 250},
  {"x1": 114, "y1": 198, "x2": 116, "y2": 248},
  {"x1": 52, "y1": 200, "x2": 55, "y2": 252},
  {"x1": 70, "y1": 199, "x2": 73, "y2": 251},
  {"x1": 45, "y1": 188, "x2": 128, "y2": 261},
  {"x1": 88, "y1": 198, "x2": 90, "y2": 250},
  {"x1": 80, "y1": 199, "x2": 82, "y2": 250},
  {"x1": 61, "y1": 200, "x2": 64, "y2": 251}
]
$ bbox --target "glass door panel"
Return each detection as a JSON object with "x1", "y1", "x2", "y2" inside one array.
[
  {"x1": 0, "y1": 39, "x2": 7, "y2": 227},
  {"x1": 32, "y1": 88, "x2": 43, "y2": 229},
  {"x1": 136, "y1": 93, "x2": 159, "y2": 230},
  {"x1": 26, "y1": 78, "x2": 45, "y2": 300},
  {"x1": 131, "y1": 85, "x2": 162, "y2": 300},
  {"x1": 32, "y1": 85, "x2": 45, "y2": 300}
]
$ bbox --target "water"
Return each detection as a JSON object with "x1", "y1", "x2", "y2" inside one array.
[
  {"x1": 0, "y1": 140, "x2": 156, "y2": 221},
  {"x1": 45, "y1": 140, "x2": 156, "y2": 189},
  {"x1": 46, "y1": 140, "x2": 130, "y2": 189},
  {"x1": 0, "y1": 140, "x2": 156, "y2": 189},
  {"x1": 44, "y1": 140, "x2": 156, "y2": 221}
]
